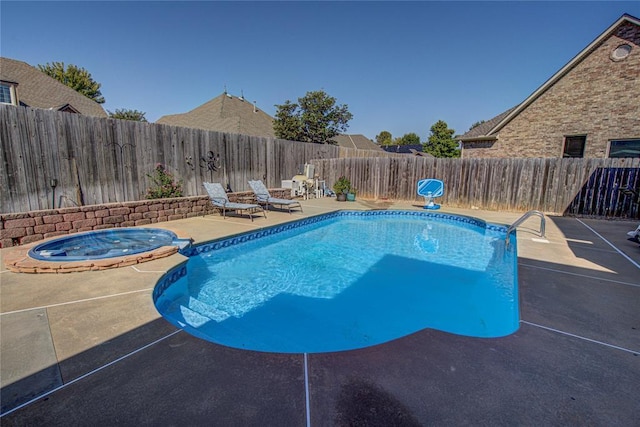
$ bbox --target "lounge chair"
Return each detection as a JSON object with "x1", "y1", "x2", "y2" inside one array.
[
  {"x1": 627, "y1": 224, "x2": 640, "y2": 243},
  {"x1": 203, "y1": 182, "x2": 266, "y2": 221},
  {"x1": 417, "y1": 179, "x2": 444, "y2": 210},
  {"x1": 248, "y1": 180, "x2": 303, "y2": 213}
]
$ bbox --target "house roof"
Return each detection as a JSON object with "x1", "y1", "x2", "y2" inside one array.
[
  {"x1": 458, "y1": 107, "x2": 517, "y2": 141},
  {"x1": 0, "y1": 57, "x2": 107, "y2": 117},
  {"x1": 381, "y1": 145, "x2": 435, "y2": 157},
  {"x1": 381, "y1": 144, "x2": 422, "y2": 154},
  {"x1": 458, "y1": 13, "x2": 640, "y2": 142},
  {"x1": 409, "y1": 149, "x2": 434, "y2": 157},
  {"x1": 330, "y1": 134, "x2": 384, "y2": 151},
  {"x1": 156, "y1": 92, "x2": 276, "y2": 138}
]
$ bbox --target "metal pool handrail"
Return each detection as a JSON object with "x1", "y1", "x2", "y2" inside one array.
[{"x1": 506, "y1": 210, "x2": 546, "y2": 247}]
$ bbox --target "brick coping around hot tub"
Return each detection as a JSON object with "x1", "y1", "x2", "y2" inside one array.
[
  {"x1": 3, "y1": 245, "x2": 180, "y2": 273},
  {"x1": 3, "y1": 228, "x2": 193, "y2": 274}
]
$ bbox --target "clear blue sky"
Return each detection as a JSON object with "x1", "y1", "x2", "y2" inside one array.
[{"x1": 2, "y1": 1, "x2": 638, "y2": 141}]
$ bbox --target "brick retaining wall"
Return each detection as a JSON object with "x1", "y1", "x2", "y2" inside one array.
[{"x1": 0, "y1": 189, "x2": 292, "y2": 248}]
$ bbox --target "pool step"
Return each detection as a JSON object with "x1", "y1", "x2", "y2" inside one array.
[
  {"x1": 187, "y1": 297, "x2": 231, "y2": 323},
  {"x1": 164, "y1": 295, "x2": 231, "y2": 327}
]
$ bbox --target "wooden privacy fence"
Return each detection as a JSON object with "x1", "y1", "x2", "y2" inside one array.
[
  {"x1": 3, "y1": 104, "x2": 639, "y2": 218},
  {"x1": 0, "y1": 105, "x2": 352, "y2": 213},
  {"x1": 311, "y1": 156, "x2": 640, "y2": 217}
]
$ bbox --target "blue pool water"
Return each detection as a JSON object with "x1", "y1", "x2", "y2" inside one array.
[
  {"x1": 154, "y1": 211, "x2": 518, "y2": 353},
  {"x1": 29, "y1": 228, "x2": 189, "y2": 261}
]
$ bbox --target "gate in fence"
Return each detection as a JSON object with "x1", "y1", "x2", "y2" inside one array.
[{"x1": 565, "y1": 167, "x2": 640, "y2": 219}]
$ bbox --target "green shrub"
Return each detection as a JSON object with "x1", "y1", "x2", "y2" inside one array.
[
  {"x1": 333, "y1": 176, "x2": 352, "y2": 195},
  {"x1": 145, "y1": 163, "x2": 183, "y2": 199}
]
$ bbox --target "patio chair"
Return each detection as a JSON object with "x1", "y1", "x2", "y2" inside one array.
[
  {"x1": 417, "y1": 179, "x2": 444, "y2": 210},
  {"x1": 248, "y1": 180, "x2": 303, "y2": 213},
  {"x1": 627, "y1": 224, "x2": 640, "y2": 243},
  {"x1": 203, "y1": 182, "x2": 266, "y2": 221}
]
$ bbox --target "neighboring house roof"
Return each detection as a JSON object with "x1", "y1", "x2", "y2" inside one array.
[
  {"x1": 458, "y1": 13, "x2": 640, "y2": 142},
  {"x1": 457, "y1": 107, "x2": 517, "y2": 141},
  {"x1": 0, "y1": 57, "x2": 107, "y2": 117},
  {"x1": 331, "y1": 134, "x2": 384, "y2": 151},
  {"x1": 408, "y1": 149, "x2": 434, "y2": 157},
  {"x1": 156, "y1": 92, "x2": 276, "y2": 138},
  {"x1": 381, "y1": 144, "x2": 424, "y2": 154},
  {"x1": 382, "y1": 144, "x2": 434, "y2": 157}
]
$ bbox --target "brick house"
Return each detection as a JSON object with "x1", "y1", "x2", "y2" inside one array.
[
  {"x1": 0, "y1": 57, "x2": 107, "y2": 117},
  {"x1": 458, "y1": 14, "x2": 640, "y2": 159}
]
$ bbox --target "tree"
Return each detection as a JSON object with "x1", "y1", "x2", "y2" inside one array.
[
  {"x1": 108, "y1": 109, "x2": 148, "y2": 122},
  {"x1": 273, "y1": 90, "x2": 353, "y2": 143},
  {"x1": 375, "y1": 131, "x2": 393, "y2": 146},
  {"x1": 38, "y1": 62, "x2": 105, "y2": 104},
  {"x1": 273, "y1": 101, "x2": 302, "y2": 140},
  {"x1": 397, "y1": 132, "x2": 421, "y2": 145},
  {"x1": 423, "y1": 120, "x2": 460, "y2": 158}
]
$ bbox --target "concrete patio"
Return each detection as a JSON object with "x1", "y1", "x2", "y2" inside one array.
[{"x1": 1, "y1": 197, "x2": 638, "y2": 426}]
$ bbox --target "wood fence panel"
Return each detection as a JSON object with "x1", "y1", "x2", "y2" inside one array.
[
  {"x1": 21, "y1": 107, "x2": 41, "y2": 210},
  {"x1": 467, "y1": 159, "x2": 480, "y2": 207},
  {"x1": 56, "y1": 111, "x2": 74, "y2": 207},
  {"x1": 199, "y1": 129, "x2": 217, "y2": 191},
  {"x1": 514, "y1": 159, "x2": 529, "y2": 211},
  {"x1": 529, "y1": 159, "x2": 545, "y2": 211},
  {"x1": 12, "y1": 108, "x2": 28, "y2": 207},
  {"x1": 73, "y1": 114, "x2": 92, "y2": 205},
  {"x1": 407, "y1": 158, "x2": 418, "y2": 202},
  {"x1": 311, "y1": 156, "x2": 640, "y2": 218},
  {"x1": 455, "y1": 158, "x2": 469, "y2": 208},
  {"x1": 0, "y1": 107, "x2": 17, "y2": 209},
  {"x1": 225, "y1": 133, "x2": 239, "y2": 192},
  {"x1": 547, "y1": 158, "x2": 561, "y2": 212},
  {"x1": 35, "y1": 109, "x2": 55, "y2": 208},
  {"x1": 2, "y1": 105, "x2": 639, "y2": 218},
  {"x1": 497, "y1": 158, "x2": 509, "y2": 211},
  {"x1": 447, "y1": 158, "x2": 461, "y2": 207}
]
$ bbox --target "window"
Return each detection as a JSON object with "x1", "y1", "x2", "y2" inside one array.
[
  {"x1": 0, "y1": 81, "x2": 18, "y2": 105},
  {"x1": 609, "y1": 139, "x2": 640, "y2": 158},
  {"x1": 0, "y1": 83, "x2": 12, "y2": 104},
  {"x1": 563, "y1": 135, "x2": 586, "y2": 158},
  {"x1": 611, "y1": 44, "x2": 632, "y2": 61}
]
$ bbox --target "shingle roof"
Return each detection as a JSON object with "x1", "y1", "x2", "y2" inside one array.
[
  {"x1": 330, "y1": 134, "x2": 384, "y2": 151},
  {"x1": 457, "y1": 107, "x2": 517, "y2": 140},
  {"x1": 381, "y1": 144, "x2": 424, "y2": 154},
  {"x1": 156, "y1": 93, "x2": 276, "y2": 138},
  {"x1": 0, "y1": 57, "x2": 107, "y2": 117}
]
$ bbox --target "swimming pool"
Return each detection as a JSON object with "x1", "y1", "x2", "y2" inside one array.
[
  {"x1": 29, "y1": 228, "x2": 191, "y2": 261},
  {"x1": 154, "y1": 211, "x2": 518, "y2": 353}
]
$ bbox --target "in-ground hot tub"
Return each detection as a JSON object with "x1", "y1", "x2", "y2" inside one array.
[{"x1": 29, "y1": 228, "x2": 191, "y2": 262}]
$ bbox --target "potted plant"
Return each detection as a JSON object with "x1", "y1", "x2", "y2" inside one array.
[
  {"x1": 333, "y1": 176, "x2": 351, "y2": 202},
  {"x1": 346, "y1": 187, "x2": 356, "y2": 202}
]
